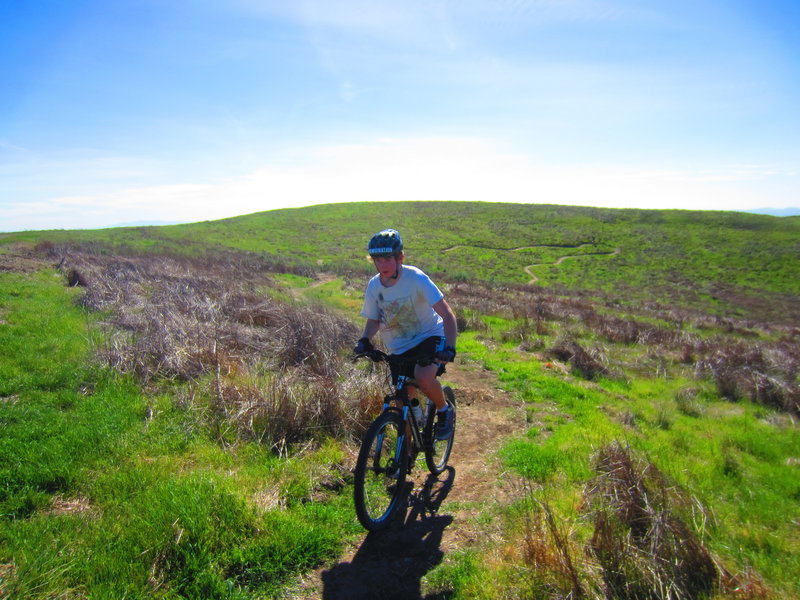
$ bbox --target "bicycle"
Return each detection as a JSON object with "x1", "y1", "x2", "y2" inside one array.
[{"x1": 352, "y1": 350, "x2": 457, "y2": 531}]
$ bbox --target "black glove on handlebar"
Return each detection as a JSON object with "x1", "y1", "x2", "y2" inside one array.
[
  {"x1": 354, "y1": 337, "x2": 374, "y2": 355},
  {"x1": 435, "y1": 346, "x2": 457, "y2": 363}
]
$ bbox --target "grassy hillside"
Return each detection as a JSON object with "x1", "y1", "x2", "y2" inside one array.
[
  {"x1": 1, "y1": 202, "x2": 799, "y2": 598},
  {"x1": 7, "y1": 202, "x2": 798, "y2": 324}
]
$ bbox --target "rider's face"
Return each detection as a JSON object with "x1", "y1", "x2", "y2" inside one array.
[{"x1": 373, "y1": 255, "x2": 399, "y2": 278}]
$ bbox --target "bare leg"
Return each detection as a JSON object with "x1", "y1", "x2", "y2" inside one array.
[{"x1": 413, "y1": 363, "x2": 445, "y2": 411}]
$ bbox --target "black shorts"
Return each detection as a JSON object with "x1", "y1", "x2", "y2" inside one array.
[{"x1": 389, "y1": 336, "x2": 442, "y2": 385}]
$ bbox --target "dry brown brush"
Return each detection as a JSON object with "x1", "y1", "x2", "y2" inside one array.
[
  {"x1": 518, "y1": 483, "x2": 591, "y2": 599},
  {"x1": 584, "y1": 442, "x2": 717, "y2": 600},
  {"x1": 44, "y1": 244, "x2": 382, "y2": 450},
  {"x1": 512, "y1": 442, "x2": 772, "y2": 600},
  {"x1": 695, "y1": 337, "x2": 799, "y2": 415},
  {"x1": 547, "y1": 336, "x2": 612, "y2": 381},
  {"x1": 447, "y1": 280, "x2": 799, "y2": 413}
]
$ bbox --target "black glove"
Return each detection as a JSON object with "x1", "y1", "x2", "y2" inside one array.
[
  {"x1": 435, "y1": 345, "x2": 456, "y2": 363},
  {"x1": 354, "y1": 337, "x2": 374, "y2": 355}
]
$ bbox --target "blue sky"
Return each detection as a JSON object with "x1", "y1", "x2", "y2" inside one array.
[{"x1": 2, "y1": 0, "x2": 799, "y2": 232}]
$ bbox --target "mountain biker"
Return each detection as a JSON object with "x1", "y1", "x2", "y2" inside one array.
[{"x1": 354, "y1": 228, "x2": 457, "y2": 440}]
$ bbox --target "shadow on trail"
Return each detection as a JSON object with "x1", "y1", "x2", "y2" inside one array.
[{"x1": 321, "y1": 467, "x2": 457, "y2": 600}]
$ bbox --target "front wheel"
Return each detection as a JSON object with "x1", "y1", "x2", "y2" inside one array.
[
  {"x1": 353, "y1": 411, "x2": 408, "y2": 531},
  {"x1": 424, "y1": 386, "x2": 456, "y2": 474}
]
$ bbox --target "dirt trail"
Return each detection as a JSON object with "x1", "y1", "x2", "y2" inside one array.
[
  {"x1": 290, "y1": 361, "x2": 529, "y2": 599},
  {"x1": 524, "y1": 247, "x2": 620, "y2": 284},
  {"x1": 440, "y1": 243, "x2": 620, "y2": 285}
]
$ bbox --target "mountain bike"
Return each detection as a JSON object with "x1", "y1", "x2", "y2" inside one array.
[{"x1": 352, "y1": 350, "x2": 456, "y2": 531}]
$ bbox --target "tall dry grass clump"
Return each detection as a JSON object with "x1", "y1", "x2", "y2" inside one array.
[
  {"x1": 46, "y1": 244, "x2": 382, "y2": 450},
  {"x1": 207, "y1": 367, "x2": 384, "y2": 453},
  {"x1": 517, "y1": 485, "x2": 591, "y2": 598},
  {"x1": 511, "y1": 442, "x2": 774, "y2": 600},
  {"x1": 584, "y1": 442, "x2": 717, "y2": 600},
  {"x1": 547, "y1": 336, "x2": 611, "y2": 381},
  {"x1": 696, "y1": 338, "x2": 799, "y2": 415}
]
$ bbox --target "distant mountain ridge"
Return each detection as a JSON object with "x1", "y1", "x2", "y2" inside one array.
[
  {"x1": 740, "y1": 207, "x2": 800, "y2": 217},
  {"x1": 105, "y1": 219, "x2": 185, "y2": 228}
]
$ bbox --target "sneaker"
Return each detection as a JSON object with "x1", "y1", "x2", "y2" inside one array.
[{"x1": 435, "y1": 407, "x2": 454, "y2": 440}]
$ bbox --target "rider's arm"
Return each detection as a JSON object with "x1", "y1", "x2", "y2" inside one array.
[
  {"x1": 432, "y1": 299, "x2": 457, "y2": 350},
  {"x1": 360, "y1": 318, "x2": 381, "y2": 341}
]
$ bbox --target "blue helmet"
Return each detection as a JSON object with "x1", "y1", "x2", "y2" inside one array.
[{"x1": 367, "y1": 229, "x2": 403, "y2": 257}]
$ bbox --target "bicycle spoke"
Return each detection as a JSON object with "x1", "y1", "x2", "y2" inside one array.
[{"x1": 354, "y1": 412, "x2": 407, "y2": 530}]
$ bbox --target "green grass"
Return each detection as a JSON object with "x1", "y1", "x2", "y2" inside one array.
[
  {"x1": 6, "y1": 202, "x2": 798, "y2": 322},
  {"x1": 0, "y1": 270, "x2": 359, "y2": 598},
  {"x1": 2, "y1": 202, "x2": 799, "y2": 598},
  {"x1": 0, "y1": 270, "x2": 92, "y2": 396},
  {"x1": 298, "y1": 278, "x2": 364, "y2": 313},
  {"x1": 424, "y1": 549, "x2": 506, "y2": 599},
  {"x1": 449, "y1": 324, "x2": 800, "y2": 598},
  {"x1": 0, "y1": 270, "x2": 141, "y2": 520}
]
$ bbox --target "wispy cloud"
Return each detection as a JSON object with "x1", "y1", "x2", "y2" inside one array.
[
  {"x1": 3, "y1": 137, "x2": 790, "y2": 232},
  {"x1": 2, "y1": 2, "x2": 798, "y2": 231}
]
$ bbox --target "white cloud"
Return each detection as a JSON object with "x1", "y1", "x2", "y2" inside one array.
[{"x1": 2, "y1": 136, "x2": 795, "y2": 232}]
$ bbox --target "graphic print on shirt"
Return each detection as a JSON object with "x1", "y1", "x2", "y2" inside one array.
[{"x1": 380, "y1": 295, "x2": 419, "y2": 340}]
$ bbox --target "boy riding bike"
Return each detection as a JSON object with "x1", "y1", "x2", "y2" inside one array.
[{"x1": 354, "y1": 228, "x2": 457, "y2": 440}]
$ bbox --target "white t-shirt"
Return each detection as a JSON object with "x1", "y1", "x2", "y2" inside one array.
[{"x1": 360, "y1": 265, "x2": 444, "y2": 354}]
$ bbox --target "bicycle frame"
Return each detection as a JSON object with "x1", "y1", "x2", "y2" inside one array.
[
  {"x1": 381, "y1": 372, "x2": 429, "y2": 458},
  {"x1": 359, "y1": 349, "x2": 439, "y2": 457},
  {"x1": 353, "y1": 349, "x2": 456, "y2": 530}
]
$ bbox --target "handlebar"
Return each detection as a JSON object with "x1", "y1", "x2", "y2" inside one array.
[{"x1": 353, "y1": 349, "x2": 389, "y2": 363}]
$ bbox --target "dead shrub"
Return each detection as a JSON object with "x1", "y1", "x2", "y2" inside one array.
[
  {"x1": 715, "y1": 564, "x2": 771, "y2": 599},
  {"x1": 519, "y1": 484, "x2": 588, "y2": 598},
  {"x1": 677, "y1": 343, "x2": 695, "y2": 365},
  {"x1": 697, "y1": 342, "x2": 799, "y2": 415},
  {"x1": 548, "y1": 337, "x2": 611, "y2": 381},
  {"x1": 453, "y1": 309, "x2": 470, "y2": 333},
  {"x1": 66, "y1": 268, "x2": 91, "y2": 287},
  {"x1": 585, "y1": 442, "x2": 717, "y2": 600},
  {"x1": 45, "y1": 245, "x2": 375, "y2": 449},
  {"x1": 229, "y1": 294, "x2": 281, "y2": 327},
  {"x1": 447, "y1": 281, "x2": 510, "y2": 317},
  {"x1": 512, "y1": 296, "x2": 556, "y2": 336},
  {"x1": 268, "y1": 303, "x2": 356, "y2": 377},
  {"x1": 55, "y1": 248, "x2": 360, "y2": 381},
  {"x1": 209, "y1": 362, "x2": 384, "y2": 452}
]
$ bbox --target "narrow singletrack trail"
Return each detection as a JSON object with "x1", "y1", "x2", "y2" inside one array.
[
  {"x1": 440, "y1": 243, "x2": 620, "y2": 284},
  {"x1": 523, "y1": 246, "x2": 620, "y2": 284},
  {"x1": 290, "y1": 361, "x2": 529, "y2": 600}
]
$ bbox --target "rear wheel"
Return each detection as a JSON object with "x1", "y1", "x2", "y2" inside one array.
[
  {"x1": 353, "y1": 411, "x2": 408, "y2": 531},
  {"x1": 424, "y1": 386, "x2": 456, "y2": 474}
]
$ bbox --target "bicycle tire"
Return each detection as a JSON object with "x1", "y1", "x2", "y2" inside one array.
[
  {"x1": 353, "y1": 411, "x2": 408, "y2": 531},
  {"x1": 424, "y1": 386, "x2": 456, "y2": 474}
]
